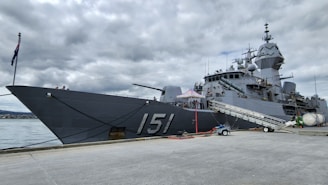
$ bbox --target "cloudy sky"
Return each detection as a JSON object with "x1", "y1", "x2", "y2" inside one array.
[{"x1": 1, "y1": 0, "x2": 328, "y2": 112}]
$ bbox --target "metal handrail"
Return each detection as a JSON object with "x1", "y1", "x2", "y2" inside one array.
[{"x1": 209, "y1": 100, "x2": 285, "y2": 129}]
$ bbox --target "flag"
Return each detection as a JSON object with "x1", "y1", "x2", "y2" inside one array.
[{"x1": 11, "y1": 43, "x2": 20, "y2": 66}]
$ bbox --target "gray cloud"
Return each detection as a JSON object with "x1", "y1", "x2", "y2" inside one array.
[{"x1": 1, "y1": 0, "x2": 328, "y2": 111}]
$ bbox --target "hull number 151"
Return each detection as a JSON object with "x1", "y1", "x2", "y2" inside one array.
[{"x1": 137, "y1": 113, "x2": 174, "y2": 135}]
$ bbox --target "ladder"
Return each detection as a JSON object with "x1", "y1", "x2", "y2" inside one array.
[
  {"x1": 219, "y1": 78, "x2": 245, "y2": 94},
  {"x1": 208, "y1": 100, "x2": 286, "y2": 131}
]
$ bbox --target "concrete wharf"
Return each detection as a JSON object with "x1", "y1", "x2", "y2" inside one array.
[{"x1": 1, "y1": 130, "x2": 327, "y2": 185}]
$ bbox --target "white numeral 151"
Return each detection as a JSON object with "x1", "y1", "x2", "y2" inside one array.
[{"x1": 137, "y1": 113, "x2": 174, "y2": 135}]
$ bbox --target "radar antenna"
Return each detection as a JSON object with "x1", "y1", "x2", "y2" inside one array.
[
  {"x1": 263, "y1": 23, "x2": 273, "y2": 43},
  {"x1": 242, "y1": 45, "x2": 257, "y2": 62}
]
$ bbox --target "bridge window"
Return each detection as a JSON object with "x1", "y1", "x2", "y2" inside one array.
[{"x1": 235, "y1": 74, "x2": 240, "y2": 79}]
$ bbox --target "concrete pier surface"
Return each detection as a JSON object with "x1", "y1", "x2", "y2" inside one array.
[
  {"x1": 1, "y1": 131, "x2": 327, "y2": 185},
  {"x1": 283, "y1": 125, "x2": 328, "y2": 136}
]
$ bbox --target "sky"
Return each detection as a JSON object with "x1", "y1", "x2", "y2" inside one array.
[{"x1": 1, "y1": 0, "x2": 328, "y2": 112}]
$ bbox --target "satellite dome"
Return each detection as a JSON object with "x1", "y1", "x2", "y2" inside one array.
[{"x1": 248, "y1": 64, "x2": 256, "y2": 72}]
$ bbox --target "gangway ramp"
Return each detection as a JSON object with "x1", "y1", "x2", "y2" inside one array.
[{"x1": 209, "y1": 100, "x2": 286, "y2": 132}]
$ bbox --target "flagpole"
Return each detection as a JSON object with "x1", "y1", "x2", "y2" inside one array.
[{"x1": 12, "y1": 32, "x2": 21, "y2": 86}]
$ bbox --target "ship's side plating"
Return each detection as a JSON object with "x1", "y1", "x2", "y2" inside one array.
[{"x1": 7, "y1": 86, "x2": 222, "y2": 144}]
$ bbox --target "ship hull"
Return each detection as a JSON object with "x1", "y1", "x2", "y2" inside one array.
[{"x1": 7, "y1": 86, "x2": 236, "y2": 144}]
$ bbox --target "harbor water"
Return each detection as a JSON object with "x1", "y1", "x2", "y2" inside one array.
[{"x1": 0, "y1": 119, "x2": 62, "y2": 150}]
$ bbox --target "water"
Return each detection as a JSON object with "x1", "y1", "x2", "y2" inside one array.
[{"x1": 0, "y1": 119, "x2": 62, "y2": 150}]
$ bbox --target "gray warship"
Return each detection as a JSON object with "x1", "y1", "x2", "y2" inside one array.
[{"x1": 7, "y1": 24, "x2": 328, "y2": 144}]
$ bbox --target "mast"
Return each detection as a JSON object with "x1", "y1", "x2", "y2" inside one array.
[
  {"x1": 314, "y1": 75, "x2": 318, "y2": 96},
  {"x1": 263, "y1": 23, "x2": 273, "y2": 43},
  {"x1": 12, "y1": 32, "x2": 21, "y2": 86},
  {"x1": 255, "y1": 23, "x2": 284, "y2": 90}
]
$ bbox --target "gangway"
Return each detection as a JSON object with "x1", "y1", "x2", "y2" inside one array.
[{"x1": 208, "y1": 100, "x2": 286, "y2": 132}]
